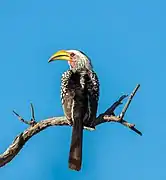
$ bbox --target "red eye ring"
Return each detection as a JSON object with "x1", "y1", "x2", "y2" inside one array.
[{"x1": 70, "y1": 52, "x2": 75, "y2": 57}]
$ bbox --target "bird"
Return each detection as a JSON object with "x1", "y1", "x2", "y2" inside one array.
[{"x1": 48, "y1": 49, "x2": 99, "y2": 171}]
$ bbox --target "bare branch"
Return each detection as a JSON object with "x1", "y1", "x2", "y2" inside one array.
[
  {"x1": 0, "y1": 116, "x2": 68, "y2": 167},
  {"x1": 13, "y1": 103, "x2": 37, "y2": 126},
  {"x1": 0, "y1": 84, "x2": 142, "y2": 168},
  {"x1": 93, "y1": 94, "x2": 128, "y2": 126},
  {"x1": 30, "y1": 103, "x2": 36, "y2": 124},
  {"x1": 119, "y1": 84, "x2": 140, "y2": 120},
  {"x1": 103, "y1": 84, "x2": 142, "y2": 136},
  {"x1": 13, "y1": 111, "x2": 31, "y2": 125}
]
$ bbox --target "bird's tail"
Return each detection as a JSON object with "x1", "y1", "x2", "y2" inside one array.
[
  {"x1": 68, "y1": 91, "x2": 87, "y2": 171},
  {"x1": 69, "y1": 116, "x2": 83, "y2": 171}
]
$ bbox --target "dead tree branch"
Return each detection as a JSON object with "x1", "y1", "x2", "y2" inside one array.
[
  {"x1": 103, "y1": 84, "x2": 142, "y2": 135},
  {"x1": 0, "y1": 84, "x2": 142, "y2": 168}
]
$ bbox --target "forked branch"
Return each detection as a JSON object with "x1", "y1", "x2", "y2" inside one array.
[{"x1": 0, "y1": 84, "x2": 142, "y2": 168}]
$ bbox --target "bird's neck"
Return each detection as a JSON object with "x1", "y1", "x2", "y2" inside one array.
[{"x1": 71, "y1": 67, "x2": 92, "y2": 74}]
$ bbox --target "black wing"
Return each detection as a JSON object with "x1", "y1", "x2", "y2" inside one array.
[{"x1": 84, "y1": 70, "x2": 100, "y2": 127}]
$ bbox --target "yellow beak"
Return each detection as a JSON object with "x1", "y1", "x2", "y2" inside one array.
[{"x1": 48, "y1": 50, "x2": 71, "y2": 63}]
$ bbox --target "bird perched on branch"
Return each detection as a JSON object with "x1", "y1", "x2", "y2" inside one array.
[{"x1": 48, "y1": 49, "x2": 99, "y2": 171}]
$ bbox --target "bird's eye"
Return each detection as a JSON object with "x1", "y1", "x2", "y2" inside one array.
[{"x1": 70, "y1": 53, "x2": 75, "y2": 57}]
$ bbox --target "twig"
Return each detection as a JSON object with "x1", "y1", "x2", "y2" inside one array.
[
  {"x1": 94, "y1": 94, "x2": 128, "y2": 125},
  {"x1": 13, "y1": 103, "x2": 37, "y2": 126},
  {"x1": 119, "y1": 84, "x2": 140, "y2": 120},
  {"x1": 31, "y1": 103, "x2": 35, "y2": 120},
  {"x1": 12, "y1": 111, "x2": 31, "y2": 125},
  {"x1": 103, "y1": 84, "x2": 142, "y2": 136}
]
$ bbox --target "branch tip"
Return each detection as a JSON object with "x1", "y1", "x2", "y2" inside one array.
[
  {"x1": 30, "y1": 103, "x2": 35, "y2": 120},
  {"x1": 13, "y1": 110, "x2": 24, "y2": 122},
  {"x1": 119, "y1": 84, "x2": 140, "y2": 120},
  {"x1": 30, "y1": 103, "x2": 36, "y2": 125}
]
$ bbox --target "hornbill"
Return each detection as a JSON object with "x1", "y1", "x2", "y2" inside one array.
[{"x1": 48, "y1": 50, "x2": 99, "y2": 171}]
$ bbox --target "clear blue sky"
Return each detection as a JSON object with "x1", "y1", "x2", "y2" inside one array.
[{"x1": 0, "y1": 0, "x2": 165, "y2": 179}]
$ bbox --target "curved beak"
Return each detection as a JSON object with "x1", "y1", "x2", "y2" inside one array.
[{"x1": 48, "y1": 50, "x2": 71, "y2": 63}]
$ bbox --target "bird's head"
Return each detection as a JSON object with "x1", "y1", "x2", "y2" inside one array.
[{"x1": 48, "y1": 49, "x2": 93, "y2": 71}]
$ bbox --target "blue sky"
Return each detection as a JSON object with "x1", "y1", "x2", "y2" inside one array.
[{"x1": 0, "y1": 0, "x2": 165, "y2": 179}]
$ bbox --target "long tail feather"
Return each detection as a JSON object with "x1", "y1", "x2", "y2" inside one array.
[{"x1": 69, "y1": 118, "x2": 83, "y2": 171}]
